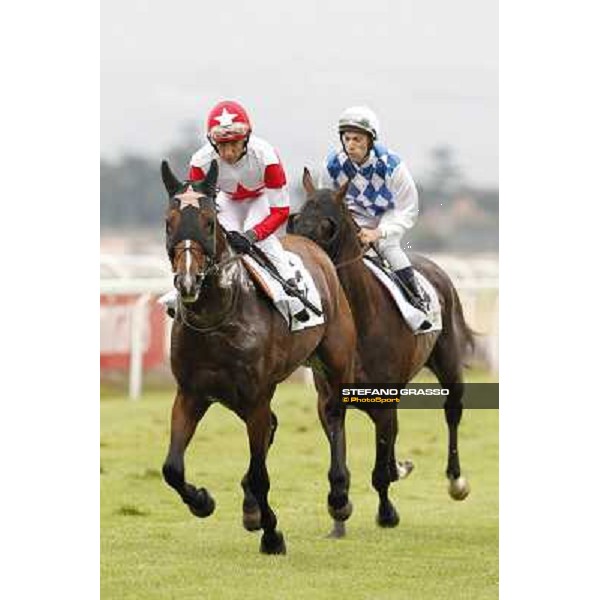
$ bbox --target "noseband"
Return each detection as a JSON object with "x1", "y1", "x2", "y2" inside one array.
[
  {"x1": 169, "y1": 205, "x2": 245, "y2": 331},
  {"x1": 171, "y1": 237, "x2": 243, "y2": 283}
]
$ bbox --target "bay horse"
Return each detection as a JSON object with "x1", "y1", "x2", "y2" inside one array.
[
  {"x1": 291, "y1": 169, "x2": 475, "y2": 535},
  {"x1": 159, "y1": 160, "x2": 356, "y2": 554}
]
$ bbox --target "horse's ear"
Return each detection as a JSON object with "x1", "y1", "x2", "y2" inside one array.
[
  {"x1": 161, "y1": 160, "x2": 181, "y2": 197},
  {"x1": 302, "y1": 167, "x2": 316, "y2": 196},
  {"x1": 204, "y1": 159, "x2": 219, "y2": 194},
  {"x1": 335, "y1": 181, "x2": 350, "y2": 203}
]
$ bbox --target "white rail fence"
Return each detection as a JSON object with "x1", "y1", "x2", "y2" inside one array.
[{"x1": 100, "y1": 254, "x2": 498, "y2": 399}]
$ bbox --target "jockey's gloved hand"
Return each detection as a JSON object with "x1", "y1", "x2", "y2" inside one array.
[{"x1": 228, "y1": 230, "x2": 258, "y2": 253}]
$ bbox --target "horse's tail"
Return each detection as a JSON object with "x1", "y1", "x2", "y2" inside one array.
[
  {"x1": 449, "y1": 282, "x2": 477, "y2": 363},
  {"x1": 414, "y1": 254, "x2": 478, "y2": 366}
]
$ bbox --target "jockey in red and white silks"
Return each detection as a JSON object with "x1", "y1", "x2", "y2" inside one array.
[
  {"x1": 318, "y1": 105, "x2": 429, "y2": 315},
  {"x1": 188, "y1": 100, "x2": 309, "y2": 321}
]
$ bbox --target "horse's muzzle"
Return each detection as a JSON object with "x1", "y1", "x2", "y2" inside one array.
[{"x1": 174, "y1": 273, "x2": 201, "y2": 303}]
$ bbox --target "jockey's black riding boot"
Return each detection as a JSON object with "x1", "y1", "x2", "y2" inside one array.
[
  {"x1": 394, "y1": 267, "x2": 431, "y2": 315},
  {"x1": 286, "y1": 278, "x2": 310, "y2": 322}
]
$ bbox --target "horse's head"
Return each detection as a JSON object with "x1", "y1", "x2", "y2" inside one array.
[
  {"x1": 291, "y1": 168, "x2": 354, "y2": 258},
  {"x1": 161, "y1": 159, "x2": 223, "y2": 303}
]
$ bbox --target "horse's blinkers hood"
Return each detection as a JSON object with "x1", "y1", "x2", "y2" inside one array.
[
  {"x1": 293, "y1": 190, "x2": 342, "y2": 242},
  {"x1": 162, "y1": 159, "x2": 219, "y2": 258},
  {"x1": 167, "y1": 200, "x2": 217, "y2": 258}
]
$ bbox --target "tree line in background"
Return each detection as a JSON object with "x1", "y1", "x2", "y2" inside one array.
[{"x1": 101, "y1": 133, "x2": 498, "y2": 253}]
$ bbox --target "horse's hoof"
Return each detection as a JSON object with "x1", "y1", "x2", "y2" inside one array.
[
  {"x1": 448, "y1": 476, "x2": 470, "y2": 501},
  {"x1": 326, "y1": 520, "x2": 346, "y2": 538},
  {"x1": 187, "y1": 487, "x2": 215, "y2": 518},
  {"x1": 260, "y1": 530, "x2": 286, "y2": 555},
  {"x1": 242, "y1": 507, "x2": 262, "y2": 531},
  {"x1": 397, "y1": 459, "x2": 415, "y2": 480},
  {"x1": 377, "y1": 502, "x2": 400, "y2": 528},
  {"x1": 328, "y1": 499, "x2": 353, "y2": 522}
]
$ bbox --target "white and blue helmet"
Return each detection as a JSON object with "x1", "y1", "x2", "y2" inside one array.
[{"x1": 338, "y1": 106, "x2": 380, "y2": 140}]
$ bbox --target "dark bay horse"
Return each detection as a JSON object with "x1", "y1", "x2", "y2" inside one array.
[
  {"x1": 159, "y1": 160, "x2": 356, "y2": 554},
  {"x1": 291, "y1": 169, "x2": 475, "y2": 534}
]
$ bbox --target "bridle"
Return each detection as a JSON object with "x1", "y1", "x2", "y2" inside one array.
[
  {"x1": 311, "y1": 198, "x2": 367, "y2": 270},
  {"x1": 176, "y1": 268, "x2": 242, "y2": 333},
  {"x1": 335, "y1": 246, "x2": 368, "y2": 270},
  {"x1": 171, "y1": 242, "x2": 241, "y2": 286},
  {"x1": 168, "y1": 193, "x2": 244, "y2": 331}
]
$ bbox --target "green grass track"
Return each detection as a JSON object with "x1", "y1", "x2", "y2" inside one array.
[{"x1": 101, "y1": 380, "x2": 498, "y2": 599}]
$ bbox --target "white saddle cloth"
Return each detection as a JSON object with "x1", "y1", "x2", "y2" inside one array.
[
  {"x1": 242, "y1": 251, "x2": 325, "y2": 332},
  {"x1": 363, "y1": 259, "x2": 442, "y2": 334}
]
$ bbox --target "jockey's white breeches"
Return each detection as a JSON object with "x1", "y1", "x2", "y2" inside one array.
[
  {"x1": 216, "y1": 191, "x2": 272, "y2": 234},
  {"x1": 375, "y1": 231, "x2": 412, "y2": 271},
  {"x1": 216, "y1": 192, "x2": 305, "y2": 315},
  {"x1": 352, "y1": 206, "x2": 413, "y2": 272},
  {"x1": 215, "y1": 191, "x2": 296, "y2": 281}
]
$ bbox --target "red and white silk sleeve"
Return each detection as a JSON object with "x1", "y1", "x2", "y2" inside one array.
[
  {"x1": 188, "y1": 144, "x2": 215, "y2": 181},
  {"x1": 251, "y1": 162, "x2": 290, "y2": 240}
]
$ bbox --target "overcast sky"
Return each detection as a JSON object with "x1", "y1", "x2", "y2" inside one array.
[{"x1": 101, "y1": 0, "x2": 498, "y2": 186}]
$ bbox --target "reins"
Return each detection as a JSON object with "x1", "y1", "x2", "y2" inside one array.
[
  {"x1": 331, "y1": 211, "x2": 368, "y2": 270},
  {"x1": 335, "y1": 248, "x2": 368, "y2": 270},
  {"x1": 177, "y1": 256, "x2": 243, "y2": 333},
  {"x1": 173, "y1": 218, "x2": 245, "y2": 333}
]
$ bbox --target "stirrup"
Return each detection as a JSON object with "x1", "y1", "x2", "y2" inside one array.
[
  {"x1": 401, "y1": 287, "x2": 429, "y2": 315},
  {"x1": 409, "y1": 281, "x2": 431, "y2": 315},
  {"x1": 413, "y1": 298, "x2": 430, "y2": 316},
  {"x1": 419, "y1": 287, "x2": 432, "y2": 311},
  {"x1": 410, "y1": 279, "x2": 431, "y2": 314}
]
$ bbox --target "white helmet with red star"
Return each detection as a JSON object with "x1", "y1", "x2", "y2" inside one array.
[{"x1": 206, "y1": 100, "x2": 252, "y2": 143}]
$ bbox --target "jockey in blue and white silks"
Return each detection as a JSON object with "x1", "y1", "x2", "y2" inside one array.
[
  {"x1": 318, "y1": 106, "x2": 430, "y2": 317},
  {"x1": 324, "y1": 142, "x2": 404, "y2": 219}
]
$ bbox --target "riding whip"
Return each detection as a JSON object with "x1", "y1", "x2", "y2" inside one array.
[{"x1": 225, "y1": 232, "x2": 323, "y2": 317}]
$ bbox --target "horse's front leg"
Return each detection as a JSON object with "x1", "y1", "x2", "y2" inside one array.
[
  {"x1": 245, "y1": 402, "x2": 286, "y2": 555},
  {"x1": 162, "y1": 389, "x2": 215, "y2": 518}
]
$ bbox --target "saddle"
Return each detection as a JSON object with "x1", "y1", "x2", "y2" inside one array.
[
  {"x1": 363, "y1": 255, "x2": 430, "y2": 310},
  {"x1": 241, "y1": 252, "x2": 325, "y2": 332},
  {"x1": 362, "y1": 254, "x2": 441, "y2": 334}
]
